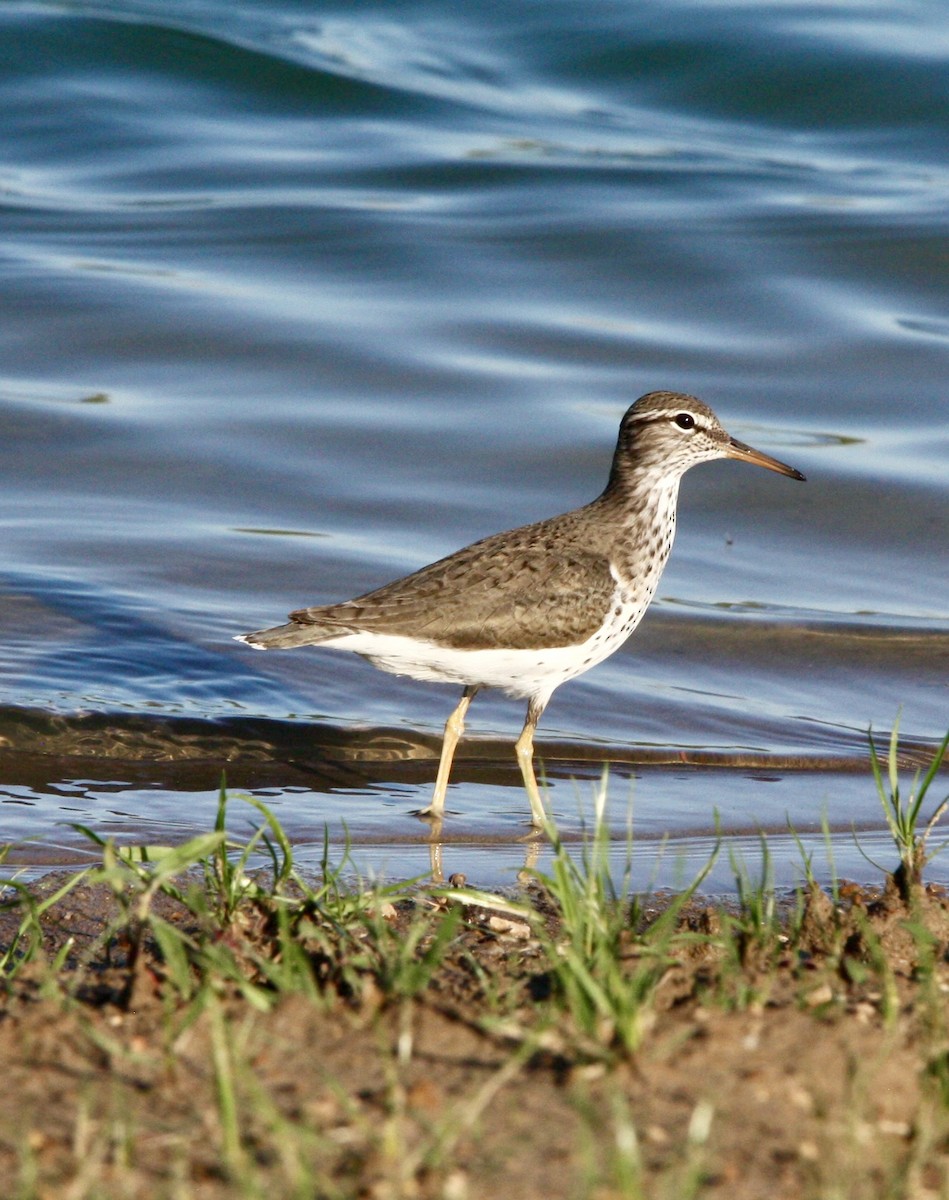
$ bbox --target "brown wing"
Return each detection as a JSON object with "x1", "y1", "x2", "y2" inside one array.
[{"x1": 290, "y1": 516, "x2": 619, "y2": 651}]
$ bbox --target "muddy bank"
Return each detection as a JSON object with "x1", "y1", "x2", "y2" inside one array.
[{"x1": 1, "y1": 861, "x2": 949, "y2": 1198}]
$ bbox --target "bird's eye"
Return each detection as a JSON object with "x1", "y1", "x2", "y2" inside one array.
[{"x1": 674, "y1": 412, "x2": 695, "y2": 430}]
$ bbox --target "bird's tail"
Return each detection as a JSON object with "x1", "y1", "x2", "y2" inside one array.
[{"x1": 234, "y1": 621, "x2": 326, "y2": 650}]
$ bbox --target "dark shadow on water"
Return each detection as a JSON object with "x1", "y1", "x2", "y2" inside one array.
[{"x1": 0, "y1": 703, "x2": 942, "y2": 796}]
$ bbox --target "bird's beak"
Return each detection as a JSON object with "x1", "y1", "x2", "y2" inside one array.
[{"x1": 725, "y1": 437, "x2": 806, "y2": 481}]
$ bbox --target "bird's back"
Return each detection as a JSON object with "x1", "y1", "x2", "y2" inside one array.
[{"x1": 289, "y1": 497, "x2": 634, "y2": 651}]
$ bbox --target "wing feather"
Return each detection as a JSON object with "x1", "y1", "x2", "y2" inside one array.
[{"x1": 290, "y1": 515, "x2": 620, "y2": 650}]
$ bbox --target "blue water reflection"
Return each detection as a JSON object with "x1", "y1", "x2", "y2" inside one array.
[{"x1": 0, "y1": 0, "x2": 945, "y2": 883}]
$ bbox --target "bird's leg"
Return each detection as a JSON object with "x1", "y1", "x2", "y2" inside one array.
[
  {"x1": 514, "y1": 696, "x2": 548, "y2": 828},
  {"x1": 416, "y1": 685, "x2": 478, "y2": 821}
]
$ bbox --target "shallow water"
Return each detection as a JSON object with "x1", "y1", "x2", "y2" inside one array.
[{"x1": 0, "y1": 0, "x2": 946, "y2": 891}]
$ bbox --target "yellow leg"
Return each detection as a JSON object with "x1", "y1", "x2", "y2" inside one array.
[
  {"x1": 415, "y1": 685, "x2": 478, "y2": 822},
  {"x1": 514, "y1": 697, "x2": 548, "y2": 828}
]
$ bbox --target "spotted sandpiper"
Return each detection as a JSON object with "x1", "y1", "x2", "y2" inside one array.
[{"x1": 236, "y1": 391, "x2": 804, "y2": 826}]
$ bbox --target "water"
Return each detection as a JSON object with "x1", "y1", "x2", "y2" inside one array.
[{"x1": 0, "y1": 0, "x2": 946, "y2": 892}]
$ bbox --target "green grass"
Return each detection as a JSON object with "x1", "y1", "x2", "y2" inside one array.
[
  {"x1": 870, "y1": 718, "x2": 949, "y2": 901},
  {"x1": 526, "y1": 771, "x2": 716, "y2": 1056}
]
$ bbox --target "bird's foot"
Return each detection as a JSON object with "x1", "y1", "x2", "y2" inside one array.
[{"x1": 410, "y1": 806, "x2": 446, "y2": 841}]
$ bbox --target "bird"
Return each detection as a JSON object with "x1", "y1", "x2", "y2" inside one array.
[{"x1": 235, "y1": 390, "x2": 805, "y2": 827}]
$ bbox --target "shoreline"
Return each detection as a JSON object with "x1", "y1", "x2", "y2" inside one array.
[{"x1": 2, "y1": 769, "x2": 949, "y2": 1198}]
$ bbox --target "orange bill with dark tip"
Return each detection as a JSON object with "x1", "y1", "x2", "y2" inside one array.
[{"x1": 725, "y1": 437, "x2": 806, "y2": 481}]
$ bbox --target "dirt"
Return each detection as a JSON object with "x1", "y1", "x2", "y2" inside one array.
[{"x1": 3, "y1": 869, "x2": 949, "y2": 1199}]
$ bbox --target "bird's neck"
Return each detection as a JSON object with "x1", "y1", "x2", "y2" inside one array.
[
  {"x1": 596, "y1": 469, "x2": 682, "y2": 526},
  {"x1": 593, "y1": 474, "x2": 682, "y2": 594}
]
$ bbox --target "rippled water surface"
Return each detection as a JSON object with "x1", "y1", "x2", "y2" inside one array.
[{"x1": 1, "y1": 0, "x2": 946, "y2": 889}]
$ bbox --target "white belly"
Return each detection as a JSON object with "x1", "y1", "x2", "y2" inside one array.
[{"x1": 319, "y1": 583, "x2": 649, "y2": 704}]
